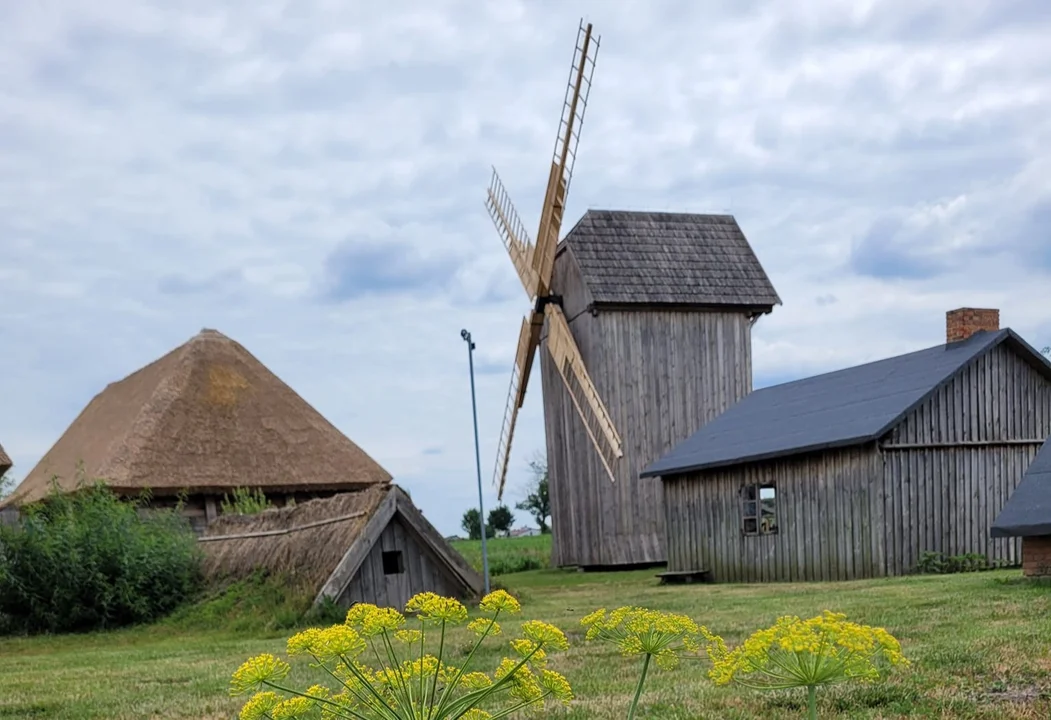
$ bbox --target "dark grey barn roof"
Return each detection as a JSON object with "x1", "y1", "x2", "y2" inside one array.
[
  {"x1": 990, "y1": 438, "x2": 1051, "y2": 538},
  {"x1": 560, "y1": 210, "x2": 781, "y2": 308},
  {"x1": 642, "y1": 328, "x2": 1051, "y2": 478}
]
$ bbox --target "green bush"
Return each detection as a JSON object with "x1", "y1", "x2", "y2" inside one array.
[
  {"x1": 916, "y1": 550, "x2": 1001, "y2": 575},
  {"x1": 0, "y1": 483, "x2": 203, "y2": 634}
]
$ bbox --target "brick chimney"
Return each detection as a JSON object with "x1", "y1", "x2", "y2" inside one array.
[{"x1": 946, "y1": 308, "x2": 999, "y2": 343}]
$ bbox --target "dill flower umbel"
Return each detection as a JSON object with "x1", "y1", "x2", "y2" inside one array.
[
  {"x1": 702, "y1": 610, "x2": 910, "y2": 719},
  {"x1": 581, "y1": 606, "x2": 705, "y2": 719},
  {"x1": 229, "y1": 591, "x2": 574, "y2": 720}
]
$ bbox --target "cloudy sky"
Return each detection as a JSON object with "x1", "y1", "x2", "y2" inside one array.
[{"x1": 2, "y1": 0, "x2": 1049, "y2": 536}]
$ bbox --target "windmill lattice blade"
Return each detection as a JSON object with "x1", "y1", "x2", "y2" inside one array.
[
  {"x1": 544, "y1": 303, "x2": 623, "y2": 483},
  {"x1": 533, "y1": 20, "x2": 600, "y2": 289},
  {"x1": 492, "y1": 314, "x2": 543, "y2": 499},
  {"x1": 486, "y1": 168, "x2": 540, "y2": 300}
]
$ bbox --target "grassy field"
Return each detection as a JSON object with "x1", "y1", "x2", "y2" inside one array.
[
  {"x1": 0, "y1": 565, "x2": 1049, "y2": 718},
  {"x1": 450, "y1": 533, "x2": 552, "y2": 575}
]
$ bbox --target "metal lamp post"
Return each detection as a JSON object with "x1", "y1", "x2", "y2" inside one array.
[{"x1": 460, "y1": 328, "x2": 491, "y2": 594}]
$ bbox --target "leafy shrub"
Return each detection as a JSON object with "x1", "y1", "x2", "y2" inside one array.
[
  {"x1": 0, "y1": 483, "x2": 203, "y2": 634},
  {"x1": 916, "y1": 551, "x2": 1000, "y2": 574},
  {"x1": 220, "y1": 486, "x2": 272, "y2": 516}
]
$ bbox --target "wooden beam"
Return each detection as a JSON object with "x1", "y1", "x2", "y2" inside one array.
[
  {"x1": 197, "y1": 510, "x2": 368, "y2": 543},
  {"x1": 881, "y1": 440, "x2": 1048, "y2": 450},
  {"x1": 312, "y1": 491, "x2": 397, "y2": 607}
]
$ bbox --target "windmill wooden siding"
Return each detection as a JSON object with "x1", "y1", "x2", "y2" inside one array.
[
  {"x1": 541, "y1": 246, "x2": 757, "y2": 568},
  {"x1": 662, "y1": 342, "x2": 1051, "y2": 581}
]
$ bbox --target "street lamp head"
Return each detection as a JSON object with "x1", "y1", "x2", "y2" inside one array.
[{"x1": 460, "y1": 329, "x2": 470, "y2": 341}]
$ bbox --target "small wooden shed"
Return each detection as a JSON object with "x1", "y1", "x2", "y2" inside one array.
[
  {"x1": 642, "y1": 309, "x2": 1051, "y2": 582},
  {"x1": 200, "y1": 485, "x2": 485, "y2": 609},
  {"x1": 0, "y1": 329, "x2": 392, "y2": 532},
  {"x1": 991, "y1": 437, "x2": 1051, "y2": 577}
]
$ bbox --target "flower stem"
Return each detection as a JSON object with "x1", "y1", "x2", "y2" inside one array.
[
  {"x1": 627, "y1": 654, "x2": 651, "y2": 720},
  {"x1": 807, "y1": 684, "x2": 817, "y2": 720}
]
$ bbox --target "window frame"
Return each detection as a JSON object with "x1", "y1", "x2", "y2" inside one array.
[{"x1": 741, "y1": 482, "x2": 779, "y2": 536}]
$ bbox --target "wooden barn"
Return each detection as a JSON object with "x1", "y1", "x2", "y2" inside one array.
[
  {"x1": 201, "y1": 484, "x2": 484, "y2": 609},
  {"x1": 541, "y1": 210, "x2": 780, "y2": 569},
  {"x1": 0, "y1": 329, "x2": 392, "y2": 532},
  {"x1": 642, "y1": 308, "x2": 1051, "y2": 582},
  {"x1": 991, "y1": 437, "x2": 1051, "y2": 578}
]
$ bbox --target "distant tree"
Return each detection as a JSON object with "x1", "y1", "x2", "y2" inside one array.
[
  {"x1": 0, "y1": 469, "x2": 13, "y2": 500},
  {"x1": 460, "y1": 508, "x2": 494, "y2": 541},
  {"x1": 488, "y1": 504, "x2": 514, "y2": 537},
  {"x1": 1042, "y1": 345, "x2": 1050, "y2": 359},
  {"x1": 515, "y1": 452, "x2": 550, "y2": 534}
]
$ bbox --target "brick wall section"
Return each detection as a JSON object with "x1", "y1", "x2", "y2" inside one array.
[
  {"x1": 946, "y1": 308, "x2": 1000, "y2": 343},
  {"x1": 1022, "y1": 536, "x2": 1051, "y2": 577}
]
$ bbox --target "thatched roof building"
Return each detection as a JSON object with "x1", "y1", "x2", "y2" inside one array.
[
  {"x1": 0, "y1": 442, "x2": 11, "y2": 477},
  {"x1": 0, "y1": 329, "x2": 392, "y2": 529},
  {"x1": 200, "y1": 484, "x2": 484, "y2": 608}
]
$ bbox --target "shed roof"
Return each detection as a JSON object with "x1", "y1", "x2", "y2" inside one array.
[
  {"x1": 642, "y1": 328, "x2": 1051, "y2": 477},
  {"x1": 1, "y1": 329, "x2": 392, "y2": 508},
  {"x1": 990, "y1": 438, "x2": 1051, "y2": 538},
  {"x1": 560, "y1": 210, "x2": 781, "y2": 308},
  {"x1": 0, "y1": 443, "x2": 10, "y2": 477},
  {"x1": 200, "y1": 485, "x2": 484, "y2": 605}
]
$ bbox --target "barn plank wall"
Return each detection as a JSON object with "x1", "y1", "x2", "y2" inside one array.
[
  {"x1": 662, "y1": 447, "x2": 884, "y2": 582},
  {"x1": 880, "y1": 343, "x2": 1051, "y2": 571},
  {"x1": 338, "y1": 516, "x2": 466, "y2": 610},
  {"x1": 663, "y1": 343, "x2": 1051, "y2": 582},
  {"x1": 543, "y1": 247, "x2": 756, "y2": 568}
]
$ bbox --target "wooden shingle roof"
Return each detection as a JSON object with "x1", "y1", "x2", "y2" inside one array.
[{"x1": 560, "y1": 210, "x2": 781, "y2": 308}]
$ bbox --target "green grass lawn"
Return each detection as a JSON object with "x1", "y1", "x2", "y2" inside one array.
[
  {"x1": 0, "y1": 567, "x2": 1049, "y2": 718},
  {"x1": 450, "y1": 533, "x2": 553, "y2": 575}
]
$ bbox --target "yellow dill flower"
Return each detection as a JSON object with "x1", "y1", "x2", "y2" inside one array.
[
  {"x1": 480, "y1": 589, "x2": 521, "y2": 614},
  {"x1": 581, "y1": 606, "x2": 701, "y2": 668},
  {"x1": 272, "y1": 696, "x2": 313, "y2": 719},
  {"x1": 704, "y1": 610, "x2": 910, "y2": 690},
  {"x1": 405, "y1": 592, "x2": 468, "y2": 624},
  {"x1": 308, "y1": 624, "x2": 366, "y2": 661},
  {"x1": 304, "y1": 684, "x2": 330, "y2": 700},
  {"x1": 460, "y1": 710, "x2": 493, "y2": 720},
  {"x1": 494, "y1": 657, "x2": 544, "y2": 705},
  {"x1": 287, "y1": 627, "x2": 323, "y2": 657},
  {"x1": 460, "y1": 671, "x2": 494, "y2": 690},
  {"x1": 239, "y1": 690, "x2": 281, "y2": 720},
  {"x1": 539, "y1": 668, "x2": 574, "y2": 704},
  {"x1": 394, "y1": 628, "x2": 423, "y2": 644},
  {"x1": 468, "y1": 617, "x2": 501, "y2": 636},
  {"x1": 360, "y1": 606, "x2": 406, "y2": 635},
  {"x1": 320, "y1": 691, "x2": 358, "y2": 719},
  {"x1": 509, "y1": 638, "x2": 547, "y2": 668},
  {"x1": 344, "y1": 602, "x2": 379, "y2": 629},
  {"x1": 520, "y1": 620, "x2": 569, "y2": 651},
  {"x1": 230, "y1": 654, "x2": 291, "y2": 695}
]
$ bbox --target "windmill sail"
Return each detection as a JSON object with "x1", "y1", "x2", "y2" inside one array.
[{"x1": 487, "y1": 19, "x2": 620, "y2": 500}]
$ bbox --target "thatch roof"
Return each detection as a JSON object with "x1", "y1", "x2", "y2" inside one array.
[
  {"x1": 0, "y1": 442, "x2": 10, "y2": 477},
  {"x1": 2, "y1": 329, "x2": 391, "y2": 508},
  {"x1": 200, "y1": 485, "x2": 484, "y2": 604}
]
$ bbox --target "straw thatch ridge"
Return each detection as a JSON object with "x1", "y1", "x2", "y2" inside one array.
[
  {"x1": 2, "y1": 329, "x2": 392, "y2": 508},
  {"x1": 0, "y1": 442, "x2": 11, "y2": 477},
  {"x1": 200, "y1": 485, "x2": 484, "y2": 606},
  {"x1": 200, "y1": 486, "x2": 390, "y2": 591}
]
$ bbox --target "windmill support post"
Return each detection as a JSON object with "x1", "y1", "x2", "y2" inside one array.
[{"x1": 461, "y1": 329, "x2": 491, "y2": 594}]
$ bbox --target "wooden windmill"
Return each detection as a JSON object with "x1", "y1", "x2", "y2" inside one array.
[
  {"x1": 485, "y1": 20, "x2": 782, "y2": 569},
  {"x1": 485, "y1": 20, "x2": 621, "y2": 500}
]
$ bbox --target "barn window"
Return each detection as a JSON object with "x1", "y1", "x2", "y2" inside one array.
[
  {"x1": 742, "y1": 483, "x2": 778, "y2": 535},
  {"x1": 382, "y1": 550, "x2": 404, "y2": 575}
]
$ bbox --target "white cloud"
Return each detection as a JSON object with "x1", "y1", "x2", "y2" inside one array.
[{"x1": 1, "y1": 0, "x2": 1050, "y2": 535}]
